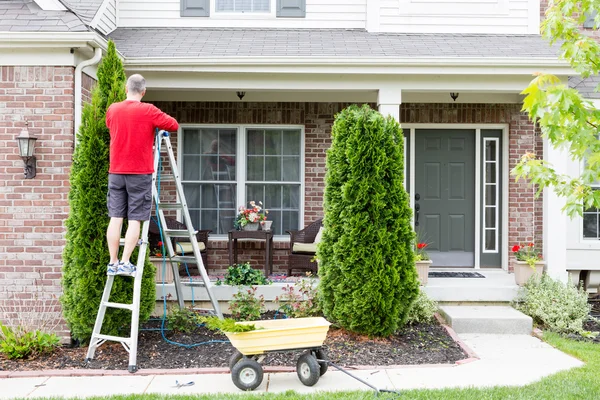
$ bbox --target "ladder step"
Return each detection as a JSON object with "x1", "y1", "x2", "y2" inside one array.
[
  {"x1": 171, "y1": 255, "x2": 199, "y2": 264},
  {"x1": 157, "y1": 174, "x2": 175, "y2": 182},
  {"x1": 157, "y1": 203, "x2": 183, "y2": 210},
  {"x1": 193, "y1": 308, "x2": 218, "y2": 315},
  {"x1": 94, "y1": 333, "x2": 131, "y2": 344},
  {"x1": 103, "y1": 301, "x2": 134, "y2": 311},
  {"x1": 183, "y1": 281, "x2": 206, "y2": 287},
  {"x1": 164, "y1": 229, "x2": 196, "y2": 238}
]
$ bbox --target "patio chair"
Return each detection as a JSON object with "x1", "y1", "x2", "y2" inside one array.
[
  {"x1": 286, "y1": 218, "x2": 323, "y2": 276},
  {"x1": 148, "y1": 217, "x2": 211, "y2": 273}
]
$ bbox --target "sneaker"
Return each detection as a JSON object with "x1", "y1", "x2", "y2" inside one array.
[
  {"x1": 107, "y1": 262, "x2": 118, "y2": 276},
  {"x1": 116, "y1": 261, "x2": 136, "y2": 277}
]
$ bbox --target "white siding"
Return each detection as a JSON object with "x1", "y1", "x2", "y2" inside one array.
[
  {"x1": 118, "y1": 0, "x2": 366, "y2": 29},
  {"x1": 379, "y1": 0, "x2": 539, "y2": 34},
  {"x1": 93, "y1": 0, "x2": 117, "y2": 34}
]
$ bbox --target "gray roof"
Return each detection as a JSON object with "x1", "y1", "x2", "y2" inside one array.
[
  {"x1": 60, "y1": 0, "x2": 104, "y2": 24},
  {"x1": 0, "y1": 0, "x2": 88, "y2": 32},
  {"x1": 569, "y1": 76, "x2": 600, "y2": 99},
  {"x1": 109, "y1": 28, "x2": 562, "y2": 59}
]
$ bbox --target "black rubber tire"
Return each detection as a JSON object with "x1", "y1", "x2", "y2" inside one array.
[
  {"x1": 228, "y1": 350, "x2": 244, "y2": 371},
  {"x1": 296, "y1": 353, "x2": 320, "y2": 387},
  {"x1": 231, "y1": 358, "x2": 264, "y2": 391},
  {"x1": 314, "y1": 349, "x2": 329, "y2": 376}
]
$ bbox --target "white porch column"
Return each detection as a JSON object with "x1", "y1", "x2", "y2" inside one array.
[
  {"x1": 543, "y1": 138, "x2": 569, "y2": 282},
  {"x1": 377, "y1": 88, "x2": 402, "y2": 121}
]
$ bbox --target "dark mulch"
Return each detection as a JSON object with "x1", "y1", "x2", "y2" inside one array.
[{"x1": 0, "y1": 313, "x2": 467, "y2": 371}]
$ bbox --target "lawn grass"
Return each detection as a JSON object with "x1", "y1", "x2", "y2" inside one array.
[{"x1": 20, "y1": 332, "x2": 600, "y2": 400}]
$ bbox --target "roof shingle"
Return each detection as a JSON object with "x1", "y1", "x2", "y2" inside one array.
[{"x1": 0, "y1": 0, "x2": 88, "y2": 32}]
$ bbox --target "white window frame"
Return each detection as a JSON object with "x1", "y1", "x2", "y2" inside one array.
[
  {"x1": 482, "y1": 137, "x2": 499, "y2": 253},
  {"x1": 177, "y1": 124, "x2": 305, "y2": 241},
  {"x1": 211, "y1": 0, "x2": 276, "y2": 17}
]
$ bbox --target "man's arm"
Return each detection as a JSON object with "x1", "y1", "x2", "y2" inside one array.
[{"x1": 150, "y1": 106, "x2": 179, "y2": 132}]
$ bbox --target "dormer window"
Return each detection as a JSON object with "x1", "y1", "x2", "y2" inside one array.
[{"x1": 216, "y1": 0, "x2": 270, "y2": 13}]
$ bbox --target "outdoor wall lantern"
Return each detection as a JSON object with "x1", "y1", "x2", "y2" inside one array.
[
  {"x1": 450, "y1": 92, "x2": 459, "y2": 102},
  {"x1": 236, "y1": 91, "x2": 246, "y2": 100},
  {"x1": 17, "y1": 120, "x2": 37, "y2": 179}
]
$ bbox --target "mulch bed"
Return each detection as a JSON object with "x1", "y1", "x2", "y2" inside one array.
[{"x1": 0, "y1": 313, "x2": 468, "y2": 371}]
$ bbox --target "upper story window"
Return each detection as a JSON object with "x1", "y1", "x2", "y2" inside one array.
[{"x1": 216, "y1": 0, "x2": 270, "y2": 13}]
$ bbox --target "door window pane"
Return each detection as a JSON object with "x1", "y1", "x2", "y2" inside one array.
[{"x1": 482, "y1": 138, "x2": 499, "y2": 252}]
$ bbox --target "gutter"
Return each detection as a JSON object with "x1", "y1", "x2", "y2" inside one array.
[{"x1": 74, "y1": 47, "x2": 102, "y2": 142}]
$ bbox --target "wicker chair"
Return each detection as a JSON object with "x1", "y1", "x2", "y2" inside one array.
[
  {"x1": 286, "y1": 218, "x2": 323, "y2": 276},
  {"x1": 148, "y1": 217, "x2": 211, "y2": 274}
]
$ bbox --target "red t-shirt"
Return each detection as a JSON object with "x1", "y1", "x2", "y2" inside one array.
[{"x1": 106, "y1": 100, "x2": 179, "y2": 174}]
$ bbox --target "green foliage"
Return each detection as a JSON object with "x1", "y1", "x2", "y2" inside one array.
[
  {"x1": 166, "y1": 306, "x2": 202, "y2": 333},
  {"x1": 513, "y1": 274, "x2": 592, "y2": 334},
  {"x1": 318, "y1": 104, "x2": 419, "y2": 337},
  {"x1": 201, "y1": 316, "x2": 258, "y2": 333},
  {"x1": 217, "y1": 262, "x2": 272, "y2": 286},
  {"x1": 0, "y1": 324, "x2": 60, "y2": 360},
  {"x1": 275, "y1": 274, "x2": 321, "y2": 318},
  {"x1": 229, "y1": 286, "x2": 265, "y2": 321},
  {"x1": 61, "y1": 40, "x2": 155, "y2": 342},
  {"x1": 513, "y1": 1, "x2": 600, "y2": 217},
  {"x1": 405, "y1": 290, "x2": 438, "y2": 325}
]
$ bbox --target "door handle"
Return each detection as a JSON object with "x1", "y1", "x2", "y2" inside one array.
[{"x1": 415, "y1": 203, "x2": 420, "y2": 226}]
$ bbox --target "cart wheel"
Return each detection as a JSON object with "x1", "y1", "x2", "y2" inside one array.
[
  {"x1": 231, "y1": 358, "x2": 264, "y2": 391},
  {"x1": 296, "y1": 353, "x2": 320, "y2": 387},
  {"x1": 228, "y1": 350, "x2": 244, "y2": 371},
  {"x1": 313, "y1": 349, "x2": 329, "y2": 376}
]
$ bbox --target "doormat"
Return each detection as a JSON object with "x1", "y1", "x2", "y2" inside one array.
[{"x1": 428, "y1": 272, "x2": 485, "y2": 278}]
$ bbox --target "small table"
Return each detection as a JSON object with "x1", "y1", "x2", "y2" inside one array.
[{"x1": 228, "y1": 229, "x2": 274, "y2": 276}]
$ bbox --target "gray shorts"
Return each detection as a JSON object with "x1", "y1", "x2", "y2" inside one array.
[{"x1": 107, "y1": 174, "x2": 153, "y2": 221}]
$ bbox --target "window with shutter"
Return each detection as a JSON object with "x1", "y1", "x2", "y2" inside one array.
[
  {"x1": 583, "y1": 11, "x2": 597, "y2": 29},
  {"x1": 276, "y1": 0, "x2": 305, "y2": 18},
  {"x1": 181, "y1": 0, "x2": 210, "y2": 17},
  {"x1": 216, "y1": 0, "x2": 270, "y2": 13}
]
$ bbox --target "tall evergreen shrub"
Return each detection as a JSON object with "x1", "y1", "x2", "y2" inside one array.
[
  {"x1": 61, "y1": 41, "x2": 156, "y2": 342},
  {"x1": 318, "y1": 104, "x2": 419, "y2": 337}
]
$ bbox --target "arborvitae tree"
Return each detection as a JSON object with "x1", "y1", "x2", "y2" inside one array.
[
  {"x1": 318, "y1": 104, "x2": 419, "y2": 337},
  {"x1": 61, "y1": 41, "x2": 156, "y2": 342}
]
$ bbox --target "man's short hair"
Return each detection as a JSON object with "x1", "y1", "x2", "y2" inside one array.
[{"x1": 127, "y1": 74, "x2": 146, "y2": 95}]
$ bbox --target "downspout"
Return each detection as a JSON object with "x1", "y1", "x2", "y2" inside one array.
[{"x1": 74, "y1": 47, "x2": 102, "y2": 143}]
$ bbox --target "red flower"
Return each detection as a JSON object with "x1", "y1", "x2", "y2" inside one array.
[
  {"x1": 512, "y1": 245, "x2": 521, "y2": 253},
  {"x1": 417, "y1": 243, "x2": 428, "y2": 250},
  {"x1": 528, "y1": 243, "x2": 534, "y2": 247},
  {"x1": 158, "y1": 241, "x2": 163, "y2": 247}
]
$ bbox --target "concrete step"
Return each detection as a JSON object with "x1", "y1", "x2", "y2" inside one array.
[
  {"x1": 439, "y1": 305, "x2": 533, "y2": 335},
  {"x1": 423, "y1": 269, "x2": 520, "y2": 303}
]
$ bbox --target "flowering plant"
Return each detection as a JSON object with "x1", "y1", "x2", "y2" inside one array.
[
  {"x1": 415, "y1": 242, "x2": 430, "y2": 261},
  {"x1": 150, "y1": 241, "x2": 164, "y2": 257},
  {"x1": 234, "y1": 201, "x2": 268, "y2": 229},
  {"x1": 512, "y1": 243, "x2": 543, "y2": 269}
]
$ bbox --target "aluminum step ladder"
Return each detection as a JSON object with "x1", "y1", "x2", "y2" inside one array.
[{"x1": 85, "y1": 129, "x2": 223, "y2": 373}]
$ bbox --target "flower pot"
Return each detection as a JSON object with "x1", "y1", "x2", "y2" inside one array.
[
  {"x1": 151, "y1": 257, "x2": 174, "y2": 284},
  {"x1": 415, "y1": 260, "x2": 432, "y2": 286},
  {"x1": 513, "y1": 260, "x2": 545, "y2": 286},
  {"x1": 261, "y1": 221, "x2": 273, "y2": 231},
  {"x1": 243, "y1": 222, "x2": 260, "y2": 231}
]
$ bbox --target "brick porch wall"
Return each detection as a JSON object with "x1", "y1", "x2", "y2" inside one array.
[
  {"x1": 399, "y1": 103, "x2": 542, "y2": 269},
  {"x1": 0, "y1": 66, "x2": 76, "y2": 337}
]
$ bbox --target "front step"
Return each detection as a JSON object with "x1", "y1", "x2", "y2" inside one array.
[{"x1": 439, "y1": 306, "x2": 532, "y2": 335}]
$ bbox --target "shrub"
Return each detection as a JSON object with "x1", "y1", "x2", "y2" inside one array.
[
  {"x1": 229, "y1": 286, "x2": 265, "y2": 321},
  {"x1": 0, "y1": 324, "x2": 60, "y2": 360},
  {"x1": 217, "y1": 262, "x2": 272, "y2": 286},
  {"x1": 513, "y1": 274, "x2": 591, "y2": 334},
  {"x1": 61, "y1": 40, "x2": 155, "y2": 342},
  {"x1": 319, "y1": 104, "x2": 419, "y2": 337},
  {"x1": 405, "y1": 290, "x2": 438, "y2": 325},
  {"x1": 275, "y1": 274, "x2": 321, "y2": 318},
  {"x1": 166, "y1": 307, "x2": 202, "y2": 334}
]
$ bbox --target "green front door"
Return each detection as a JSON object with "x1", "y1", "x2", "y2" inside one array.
[{"x1": 415, "y1": 129, "x2": 475, "y2": 267}]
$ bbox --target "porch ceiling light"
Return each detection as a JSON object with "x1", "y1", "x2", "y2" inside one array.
[
  {"x1": 450, "y1": 92, "x2": 459, "y2": 102},
  {"x1": 16, "y1": 120, "x2": 37, "y2": 179}
]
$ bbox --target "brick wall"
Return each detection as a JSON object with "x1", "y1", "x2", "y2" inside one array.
[
  {"x1": 0, "y1": 66, "x2": 75, "y2": 337},
  {"x1": 540, "y1": 0, "x2": 600, "y2": 38}
]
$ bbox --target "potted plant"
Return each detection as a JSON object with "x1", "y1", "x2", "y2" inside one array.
[
  {"x1": 512, "y1": 243, "x2": 544, "y2": 286},
  {"x1": 415, "y1": 242, "x2": 432, "y2": 285},
  {"x1": 234, "y1": 201, "x2": 268, "y2": 231}
]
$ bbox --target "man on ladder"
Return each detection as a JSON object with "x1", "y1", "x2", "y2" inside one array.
[{"x1": 105, "y1": 74, "x2": 178, "y2": 275}]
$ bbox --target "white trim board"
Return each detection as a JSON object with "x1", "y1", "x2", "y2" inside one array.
[{"x1": 402, "y1": 124, "x2": 509, "y2": 270}]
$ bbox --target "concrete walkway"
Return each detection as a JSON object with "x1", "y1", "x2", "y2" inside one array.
[{"x1": 0, "y1": 333, "x2": 584, "y2": 399}]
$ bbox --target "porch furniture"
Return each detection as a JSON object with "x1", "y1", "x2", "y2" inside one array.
[
  {"x1": 228, "y1": 229, "x2": 274, "y2": 276},
  {"x1": 148, "y1": 217, "x2": 211, "y2": 271},
  {"x1": 286, "y1": 218, "x2": 323, "y2": 277}
]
